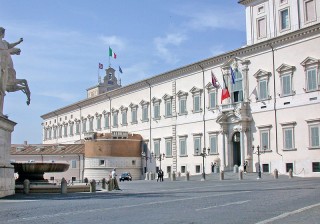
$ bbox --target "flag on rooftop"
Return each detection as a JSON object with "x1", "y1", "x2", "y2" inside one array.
[
  {"x1": 119, "y1": 66, "x2": 123, "y2": 74},
  {"x1": 109, "y1": 47, "x2": 116, "y2": 59}
]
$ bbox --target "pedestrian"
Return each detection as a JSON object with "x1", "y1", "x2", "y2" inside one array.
[
  {"x1": 244, "y1": 161, "x2": 248, "y2": 173},
  {"x1": 157, "y1": 169, "x2": 161, "y2": 182},
  {"x1": 111, "y1": 168, "x2": 121, "y2": 190},
  {"x1": 160, "y1": 170, "x2": 164, "y2": 182}
]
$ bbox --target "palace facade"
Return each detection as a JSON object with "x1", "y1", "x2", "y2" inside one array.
[{"x1": 41, "y1": 0, "x2": 320, "y2": 178}]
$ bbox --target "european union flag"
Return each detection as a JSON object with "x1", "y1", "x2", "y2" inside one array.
[{"x1": 230, "y1": 67, "x2": 235, "y2": 84}]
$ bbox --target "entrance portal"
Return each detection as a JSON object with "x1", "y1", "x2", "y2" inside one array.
[{"x1": 232, "y1": 132, "x2": 241, "y2": 166}]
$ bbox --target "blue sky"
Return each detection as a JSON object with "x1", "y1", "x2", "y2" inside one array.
[{"x1": 2, "y1": 0, "x2": 246, "y2": 144}]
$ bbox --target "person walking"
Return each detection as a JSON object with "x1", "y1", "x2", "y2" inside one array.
[{"x1": 111, "y1": 168, "x2": 121, "y2": 190}]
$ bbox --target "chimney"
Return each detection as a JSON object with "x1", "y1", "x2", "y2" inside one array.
[{"x1": 24, "y1": 140, "x2": 28, "y2": 145}]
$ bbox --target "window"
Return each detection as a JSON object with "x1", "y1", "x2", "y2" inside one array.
[
  {"x1": 310, "y1": 125, "x2": 320, "y2": 148},
  {"x1": 280, "y1": 8, "x2": 290, "y2": 30},
  {"x1": 96, "y1": 115, "x2": 101, "y2": 130},
  {"x1": 165, "y1": 138, "x2": 172, "y2": 157},
  {"x1": 208, "y1": 91, "x2": 217, "y2": 109},
  {"x1": 306, "y1": 68, "x2": 317, "y2": 91},
  {"x1": 99, "y1": 160, "x2": 105, "y2": 166},
  {"x1": 154, "y1": 139, "x2": 160, "y2": 156},
  {"x1": 163, "y1": 94, "x2": 173, "y2": 117},
  {"x1": 130, "y1": 103, "x2": 138, "y2": 124},
  {"x1": 257, "y1": 17, "x2": 267, "y2": 39},
  {"x1": 48, "y1": 127, "x2": 52, "y2": 139},
  {"x1": 284, "y1": 128, "x2": 294, "y2": 150},
  {"x1": 120, "y1": 106, "x2": 128, "y2": 126},
  {"x1": 112, "y1": 109, "x2": 118, "y2": 128},
  {"x1": 281, "y1": 122, "x2": 296, "y2": 150},
  {"x1": 301, "y1": 57, "x2": 320, "y2": 92},
  {"x1": 177, "y1": 91, "x2": 188, "y2": 115},
  {"x1": 258, "y1": 5, "x2": 264, "y2": 14},
  {"x1": 195, "y1": 165, "x2": 201, "y2": 173},
  {"x1": 179, "y1": 137, "x2": 187, "y2": 156},
  {"x1": 231, "y1": 67, "x2": 243, "y2": 102},
  {"x1": 259, "y1": 80, "x2": 268, "y2": 100},
  {"x1": 72, "y1": 177, "x2": 76, "y2": 182},
  {"x1": 89, "y1": 117, "x2": 94, "y2": 132},
  {"x1": 306, "y1": 118, "x2": 320, "y2": 149},
  {"x1": 258, "y1": 124, "x2": 272, "y2": 151},
  {"x1": 140, "y1": 100, "x2": 149, "y2": 122},
  {"x1": 286, "y1": 163, "x2": 293, "y2": 172},
  {"x1": 71, "y1": 160, "x2": 77, "y2": 168},
  {"x1": 75, "y1": 121, "x2": 80, "y2": 134},
  {"x1": 58, "y1": 125, "x2": 62, "y2": 138},
  {"x1": 152, "y1": 97, "x2": 161, "y2": 120},
  {"x1": 103, "y1": 112, "x2": 110, "y2": 129},
  {"x1": 209, "y1": 134, "x2": 218, "y2": 154},
  {"x1": 281, "y1": 74, "x2": 292, "y2": 96},
  {"x1": 312, "y1": 162, "x2": 320, "y2": 172},
  {"x1": 190, "y1": 86, "x2": 203, "y2": 113},
  {"x1": 276, "y1": 63, "x2": 296, "y2": 97},
  {"x1": 254, "y1": 69, "x2": 271, "y2": 101},
  {"x1": 69, "y1": 122, "x2": 74, "y2": 136},
  {"x1": 82, "y1": 119, "x2": 87, "y2": 133},
  {"x1": 63, "y1": 124, "x2": 68, "y2": 137},
  {"x1": 304, "y1": 0, "x2": 316, "y2": 23},
  {"x1": 262, "y1": 164, "x2": 269, "y2": 172},
  {"x1": 53, "y1": 127, "x2": 57, "y2": 139},
  {"x1": 261, "y1": 130, "x2": 270, "y2": 150},
  {"x1": 193, "y1": 135, "x2": 202, "y2": 154}
]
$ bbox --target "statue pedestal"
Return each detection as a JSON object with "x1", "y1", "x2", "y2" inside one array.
[{"x1": 0, "y1": 116, "x2": 16, "y2": 198}]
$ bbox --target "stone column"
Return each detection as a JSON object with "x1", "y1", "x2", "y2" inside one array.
[
  {"x1": 241, "y1": 60, "x2": 250, "y2": 102},
  {"x1": 220, "y1": 128, "x2": 228, "y2": 171}
]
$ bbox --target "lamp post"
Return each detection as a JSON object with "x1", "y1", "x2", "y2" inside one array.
[
  {"x1": 196, "y1": 147, "x2": 210, "y2": 181},
  {"x1": 152, "y1": 153, "x2": 165, "y2": 171},
  {"x1": 252, "y1": 145, "x2": 266, "y2": 179},
  {"x1": 141, "y1": 151, "x2": 152, "y2": 173}
]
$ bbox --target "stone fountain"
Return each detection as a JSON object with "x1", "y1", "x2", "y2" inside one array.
[{"x1": 12, "y1": 162, "x2": 70, "y2": 183}]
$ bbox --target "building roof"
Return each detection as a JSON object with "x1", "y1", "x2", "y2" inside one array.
[{"x1": 11, "y1": 144, "x2": 84, "y2": 155}]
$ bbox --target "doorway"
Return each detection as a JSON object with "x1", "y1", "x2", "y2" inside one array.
[{"x1": 232, "y1": 132, "x2": 241, "y2": 166}]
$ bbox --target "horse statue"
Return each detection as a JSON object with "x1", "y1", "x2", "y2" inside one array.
[
  {"x1": 0, "y1": 27, "x2": 30, "y2": 114},
  {"x1": 6, "y1": 48, "x2": 31, "y2": 105}
]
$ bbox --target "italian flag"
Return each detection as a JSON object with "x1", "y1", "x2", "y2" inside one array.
[{"x1": 109, "y1": 47, "x2": 117, "y2": 59}]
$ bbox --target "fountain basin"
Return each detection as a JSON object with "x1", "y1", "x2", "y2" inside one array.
[{"x1": 12, "y1": 162, "x2": 70, "y2": 183}]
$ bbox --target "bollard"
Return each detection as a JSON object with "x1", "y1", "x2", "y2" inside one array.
[
  {"x1": 90, "y1": 179, "x2": 96, "y2": 192},
  {"x1": 145, "y1": 172, "x2": 149, "y2": 180},
  {"x1": 23, "y1": 179, "x2": 30, "y2": 194},
  {"x1": 220, "y1": 170, "x2": 224, "y2": 181},
  {"x1": 233, "y1": 165, "x2": 239, "y2": 173},
  {"x1": 214, "y1": 166, "x2": 220, "y2": 174},
  {"x1": 151, "y1": 172, "x2": 155, "y2": 180},
  {"x1": 178, "y1": 172, "x2": 181, "y2": 177},
  {"x1": 185, "y1": 171, "x2": 190, "y2": 181},
  {"x1": 273, "y1": 169, "x2": 279, "y2": 179},
  {"x1": 148, "y1": 172, "x2": 152, "y2": 181},
  {"x1": 107, "y1": 179, "x2": 113, "y2": 191},
  {"x1": 172, "y1": 172, "x2": 176, "y2": 181},
  {"x1": 239, "y1": 170, "x2": 243, "y2": 180},
  {"x1": 102, "y1": 178, "x2": 106, "y2": 189},
  {"x1": 168, "y1": 172, "x2": 171, "y2": 179},
  {"x1": 288, "y1": 169, "x2": 293, "y2": 179},
  {"x1": 61, "y1": 178, "x2": 67, "y2": 194}
]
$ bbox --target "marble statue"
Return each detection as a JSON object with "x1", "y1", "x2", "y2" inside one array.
[{"x1": 0, "y1": 27, "x2": 30, "y2": 115}]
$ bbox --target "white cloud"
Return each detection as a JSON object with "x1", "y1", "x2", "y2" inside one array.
[
  {"x1": 99, "y1": 35, "x2": 126, "y2": 50},
  {"x1": 154, "y1": 33, "x2": 187, "y2": 64}
]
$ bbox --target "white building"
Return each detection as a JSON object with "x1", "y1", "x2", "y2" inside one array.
[{"x1": 41, "y1": 0, "x2": 320, "y2": 178}]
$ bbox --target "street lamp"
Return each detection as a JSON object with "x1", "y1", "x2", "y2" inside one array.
[
  {"x1": 152, "y1": 152, "x2": 165, "y2": 170},
  {"x1": 196, "y1": 147, "x2": 210, "y2": 181},
  {"x1": 252, "y1": 145, "x2": 266, "y2": 179},
  {"x1": 141, "y1": 151, "x2": 152, "y2": 173}
]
